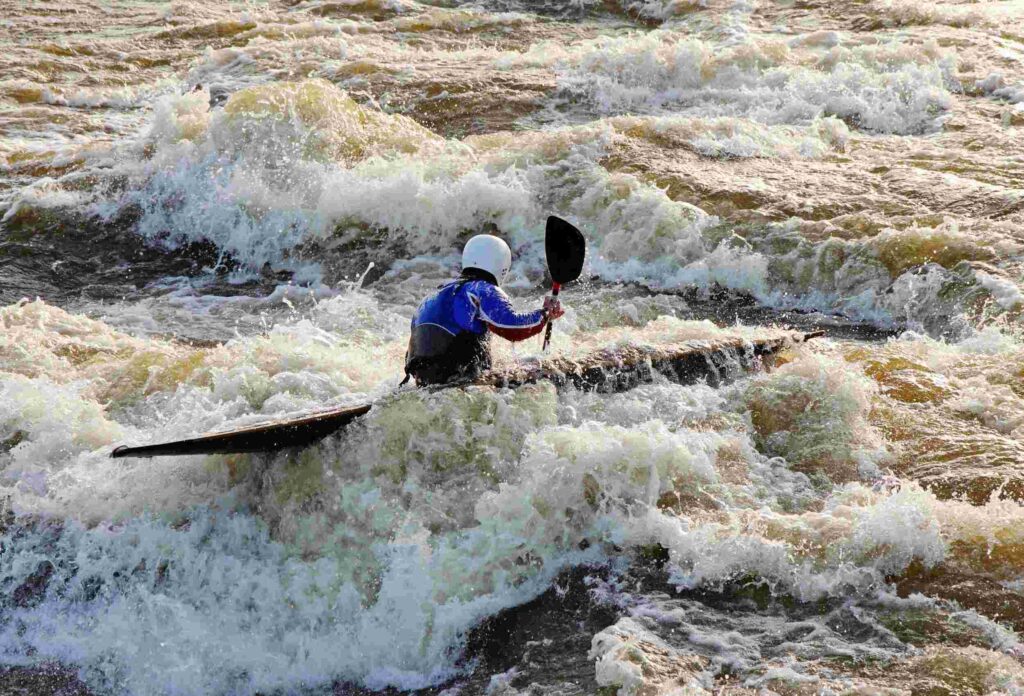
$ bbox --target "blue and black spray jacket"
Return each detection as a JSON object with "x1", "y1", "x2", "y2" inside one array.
[{"x1": 405, "y1": 275, "x2": 548, "y2": 384}]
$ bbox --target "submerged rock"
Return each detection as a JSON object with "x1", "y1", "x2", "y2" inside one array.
[{"x1": 12, "y1": 559, "x2": 54, "y2": 608}]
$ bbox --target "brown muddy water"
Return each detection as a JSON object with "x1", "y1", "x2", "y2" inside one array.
[{"x1": 2, "y1": 0, "x2": 1024, "y2": 694}]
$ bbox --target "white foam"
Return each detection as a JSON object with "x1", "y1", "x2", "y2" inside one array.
[
  {"x1": 977, "y1": 72, "x2": 1024, "y2": 104},
  {"x1": 3, "y1": 177, "x2": 90, "y2": 224},
  {"x1": 557, "y1": 34, "x2": 956, "y2": 134},
  {"x1": 976, "y1": 271, "x2": 1024, "y2": 310},
  {"x1": 1, "y1": 509, "x2": 491, "y2": 693}
]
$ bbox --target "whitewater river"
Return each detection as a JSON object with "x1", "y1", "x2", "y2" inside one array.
[{"x1": 2, "y1": 0, "x2": 1024, "y2": 693}]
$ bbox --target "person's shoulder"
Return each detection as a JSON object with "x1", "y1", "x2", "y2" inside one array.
[{"x1": 464, "y1": 280, "x2": 506, "y2": 298}]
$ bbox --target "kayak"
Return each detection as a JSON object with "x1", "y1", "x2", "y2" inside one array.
[
  {"x1": 110, "y1": 330, "x2": 822, "y2": 459},
  {"x1": 110, "y1": 404, "x2": 372, "y2": 458},
  {"x1": 476, "y1": 331, "x2": 822, "y2": 391}
]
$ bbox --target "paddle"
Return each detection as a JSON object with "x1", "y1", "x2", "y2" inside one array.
[{"x1": 542, "y1": 215, "x2": 586, "y2": 351}]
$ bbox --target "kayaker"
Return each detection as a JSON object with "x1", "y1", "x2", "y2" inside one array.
[{"x1": 403, "y1": 234, "x2": 564, "y2": 386}]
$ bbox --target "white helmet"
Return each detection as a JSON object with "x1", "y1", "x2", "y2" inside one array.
[{"x1": 462, "y1": 234, "x2": 512, "y2": 284}]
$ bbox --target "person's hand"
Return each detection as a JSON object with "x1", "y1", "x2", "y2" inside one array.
[{"x1": 543, "y1": 295, "x2": 565, "y2": 320}]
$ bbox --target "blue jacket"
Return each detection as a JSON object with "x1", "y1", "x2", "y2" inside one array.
[
  {"x1": 405, "y1": 277, "x2": 548, "y2": 384},
  {"x1": 414, "y1": 278, "x2": 547, "y2": 340}
]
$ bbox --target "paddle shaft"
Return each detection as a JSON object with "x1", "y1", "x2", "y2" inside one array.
[{"x1": 542, "y1": 282, "x2": 560, "y2": 351}]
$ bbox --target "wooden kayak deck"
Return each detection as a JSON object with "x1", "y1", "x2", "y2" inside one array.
[{"x1": 111, "y1": 330, "x2": 821, "y2": 458}]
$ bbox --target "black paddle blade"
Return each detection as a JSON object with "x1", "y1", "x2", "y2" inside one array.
[{"x1": 545, "y1": 216, "x2": 586, "y2": 285}]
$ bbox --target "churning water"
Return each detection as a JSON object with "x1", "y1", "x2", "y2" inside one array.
[{"x1": 2, "y1": 0, "x2": 1024, "y2": 693}]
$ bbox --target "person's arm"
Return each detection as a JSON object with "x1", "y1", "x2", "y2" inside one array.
[{"x1": 466, "y1": 283, "x2": 549, "y2": 342}]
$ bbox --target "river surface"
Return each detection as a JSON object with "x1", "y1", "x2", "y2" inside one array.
[{"x1": 2, "y1": 0, "x2": 1024, "y2": 694}]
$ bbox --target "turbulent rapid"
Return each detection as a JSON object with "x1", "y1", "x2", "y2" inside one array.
[{"x1": 2, "y1": 0, "x2": 1024, "y2": 693}]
